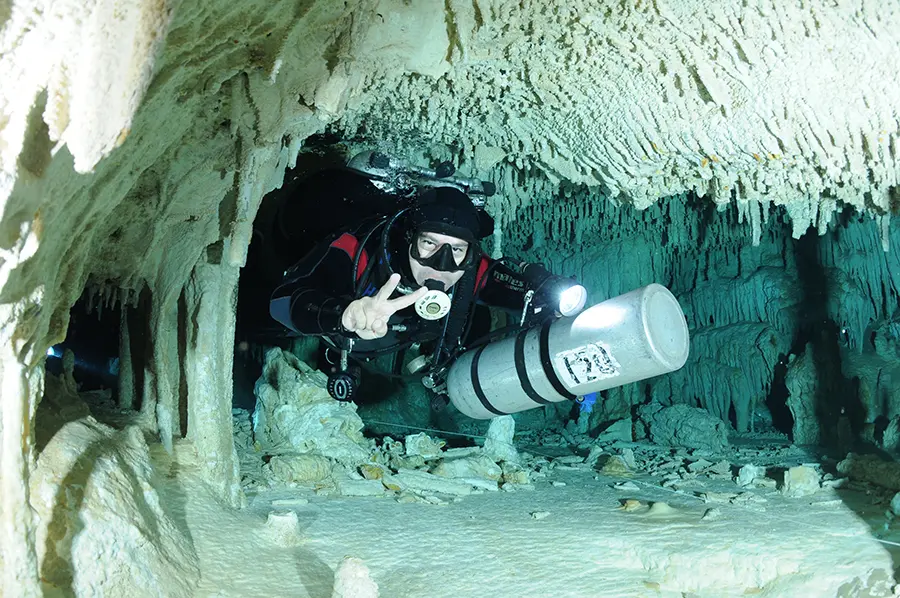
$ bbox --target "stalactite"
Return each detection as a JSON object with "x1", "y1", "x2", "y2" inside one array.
[
  {"x1": 340, "y1": 1, "x2": 900, "y2": 247},
  {"x1": 118, "y1": 304, "x2": 135, "y2": 411},
  {"x1": 85, "y1": 285, "x2": 96, "y2": 315},
  {"x1": 819, "y1": 215, "x2": 900, "y2": 350},
  {"x1": 96, "y1": 286, "x2": 104, "y2": 321},
  {"x1": 669, "y1": 324, "x2": 783, "y2": 433}
]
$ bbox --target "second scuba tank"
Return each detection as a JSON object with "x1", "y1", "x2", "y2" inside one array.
[{"x1": 445, "y1": 284, "x2": 690, "y2": 419}]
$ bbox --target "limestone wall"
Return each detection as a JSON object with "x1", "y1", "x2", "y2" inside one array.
[{"x1": 1, "y1": 1, "x2": 899, "y2": 592}]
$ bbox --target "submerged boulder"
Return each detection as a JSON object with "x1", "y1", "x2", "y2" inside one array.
[
  {"x1": 30, "y1": 417, "x2": 200, "y2": 597},
  {"x1": 637, "y1": 403, "x2": 729, "y2": 453}
]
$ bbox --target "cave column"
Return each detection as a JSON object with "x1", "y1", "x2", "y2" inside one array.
[
  {"x1": 0, "y1": 312, "x2": 43, "y2": 596},
  {"x1": 140, "y1": 289, "x2": 182, "y2": 451},
  {"x1": 184, "y1": 261, "x2": 242, "y2": 507}
]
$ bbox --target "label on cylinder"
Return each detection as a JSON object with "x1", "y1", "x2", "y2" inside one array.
[{"x1": 555, "y1": 342, "x2": 620, "y2": 387}]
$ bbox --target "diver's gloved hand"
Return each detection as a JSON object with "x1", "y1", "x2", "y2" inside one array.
[{"x1": 341, "y1": 273, "x2": 427, "y2": 340}]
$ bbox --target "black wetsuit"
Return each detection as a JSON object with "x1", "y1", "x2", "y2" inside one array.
[{"x1": 269, "y1": 219, "x2": 533, "y2": 355}]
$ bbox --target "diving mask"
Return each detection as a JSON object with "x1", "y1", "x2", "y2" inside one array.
[{"x1": 410, "y1": 240, "x2": 470, "y2": 272}]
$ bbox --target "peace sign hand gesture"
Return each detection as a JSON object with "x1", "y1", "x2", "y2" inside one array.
[{"x1": 341, "y1": 274, "x2": 427, "y2": 339}]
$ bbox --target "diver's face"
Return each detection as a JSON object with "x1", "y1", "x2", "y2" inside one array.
[{"x1": 409, "y1": 232, "x2": 469, "y2": 289}]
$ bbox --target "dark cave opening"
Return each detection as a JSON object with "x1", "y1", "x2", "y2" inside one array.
[
  {"x1": 791, "y1": 225, "x2": 865, "y2": 450},
  {"x1": 765, "y1": 356, "x2": 794, "y2": 435},
  {"x1": 234, "y1": 143, "x2": 431, "y2": 414},
  {"x1": 39, "y1": 289, "x2": 124, "y2": 451},
  {"x1": 44, "y1": 293, "x2": 122, "y2": 395}
]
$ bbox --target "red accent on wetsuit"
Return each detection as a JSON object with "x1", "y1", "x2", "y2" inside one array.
[
  {"x1": 330, "y1": 233, "x2": 369, "y2": 281},
  {"x1": 474, "y1": 256, "x2": 490, "y2": 293}
]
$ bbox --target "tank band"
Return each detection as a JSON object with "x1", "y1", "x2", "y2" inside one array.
[
  {"x1": 471, "y1": 345, "x2": 508, "y2": 416},
  {"x1": 514, "y1": 329, "x2": 553, "y2": 405},
  {"x1": 539, "y1": 320, "x2": 577, "y2": 400}
]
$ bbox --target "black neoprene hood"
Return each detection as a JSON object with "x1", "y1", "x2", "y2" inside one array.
[{"x1": 408, "y1": 187, "x2": 493, "y2": 242}]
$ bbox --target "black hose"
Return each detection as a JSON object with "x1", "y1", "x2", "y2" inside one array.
[
  {"x1": 351, "y1": 218, "x2": 389, "y2": 297},
  {"x1": 458, "y1": 256, "x2": 517, "y2": 345},
  {"x1": 430, "y1": 266, "x2": 477, "y2": 366}
]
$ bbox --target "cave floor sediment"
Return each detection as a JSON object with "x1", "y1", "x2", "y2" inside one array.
[{"x1": 155, "y1": 441, "x2": 897, "y2": 598}]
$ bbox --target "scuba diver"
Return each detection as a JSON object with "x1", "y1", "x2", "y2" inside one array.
[{"x1": 268, "y1": 153, "x2": 587, "y2": 408}]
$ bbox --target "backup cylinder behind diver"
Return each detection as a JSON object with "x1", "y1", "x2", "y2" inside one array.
[{"x1": 445, "y1": 283, "x2": 690, "y2": 419}]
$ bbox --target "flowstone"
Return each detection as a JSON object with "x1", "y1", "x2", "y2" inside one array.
[
  {"x1": 29, "y1": 417, "x2": 199, "y2": 597},
  {"x1": 253, "y1": 348, "x2": 373, "y2": 465},
  {"x1": 484, "y1": 415, "x2": 519, "y2": 463}
]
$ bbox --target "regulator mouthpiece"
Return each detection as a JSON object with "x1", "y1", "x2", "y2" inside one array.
[{"x1": 415, "y1": 280, "x2": 452, "y2": 320}]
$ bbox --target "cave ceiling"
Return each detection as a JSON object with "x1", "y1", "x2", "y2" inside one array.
[{"x1": 0, "y1": 0, "x2": 898, "y2": 350}]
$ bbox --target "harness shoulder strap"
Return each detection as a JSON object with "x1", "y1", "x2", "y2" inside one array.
[{"x1": 330, "y1": 233, "x2": 369, "y2": 281}]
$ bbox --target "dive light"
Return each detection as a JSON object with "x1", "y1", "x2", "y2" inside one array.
[{"x1": 521, "y1": 263, "x2": 587, "y2": 317}]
